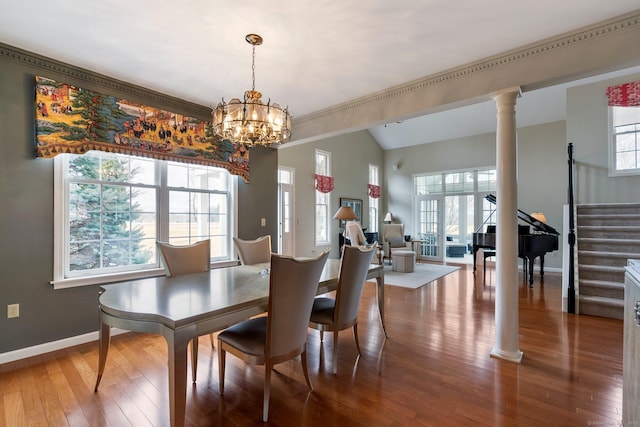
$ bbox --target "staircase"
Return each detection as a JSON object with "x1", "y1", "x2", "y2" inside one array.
[{"x1": 576, "y1": 203, "x2": 640, "y2": 319}]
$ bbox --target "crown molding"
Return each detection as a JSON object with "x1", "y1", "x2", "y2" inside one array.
[
  {"x1": 294, "y1": 10, "x2": 640, "y2": 126},
  {"x1": 0, "y1": 42, "x2": 211, "y2": 119}
]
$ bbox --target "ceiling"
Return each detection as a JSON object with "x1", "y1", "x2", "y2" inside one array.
[{"x1": 1, "y1": 1, "x2": 639, "y2": 150}]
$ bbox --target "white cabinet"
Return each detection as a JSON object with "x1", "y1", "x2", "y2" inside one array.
[{"x1": 623, "y1": 262, "x2": 640, "y2": 424}]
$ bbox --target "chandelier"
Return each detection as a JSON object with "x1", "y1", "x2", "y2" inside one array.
[{"x1": 212, "y1": 34, "x2": 292, "y2": 146}]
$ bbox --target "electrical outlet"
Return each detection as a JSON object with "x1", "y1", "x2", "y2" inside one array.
[
  {"x1": 7, "y1": 303, "x2": 19, "y2": 319},
  {"x1": 261, "y1": 218, "x2": 266, "y2": 226}
]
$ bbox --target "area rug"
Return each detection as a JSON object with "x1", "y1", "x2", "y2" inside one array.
[{"x1": 382, "y1": 263, "x2": 460, "y2": 289}]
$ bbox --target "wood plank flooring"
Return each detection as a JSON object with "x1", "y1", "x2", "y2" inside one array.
[{"x1": 0, "y1": 265, "x2": 624, "y2": 426}]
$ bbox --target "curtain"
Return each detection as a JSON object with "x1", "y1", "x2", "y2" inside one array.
[
  {"x1": 34, "y1": 76, "x2": 251, "y2": 182},
  {"x1": 368, "y1": 183, "x2": 381, "y2": 199},
  {"x1": 606, "y1": 80, "x2": 640, "y2": 107},
  {"x1": 314, "y1": 174, "x2": 334, "y2": 193}
]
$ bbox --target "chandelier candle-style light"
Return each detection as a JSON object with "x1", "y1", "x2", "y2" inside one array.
[{"x1": 212, "y1": 34, "x2": 292, "y2": 146}]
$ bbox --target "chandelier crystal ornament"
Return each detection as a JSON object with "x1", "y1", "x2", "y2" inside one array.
[{"x1": 212, "y1": 34, "x2": 292, "y2": 146}]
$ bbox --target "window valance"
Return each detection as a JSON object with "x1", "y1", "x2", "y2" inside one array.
[
  {"x1": 368, "y1": 184, "x2": 381, "y2": 199},
  {"x1": 314, "y1": 174, "x2": 334, "y2": 193},
  {"x1": 606, "y1": 80, "x2": 640, "y2": 107},
  {"x1": 34, "y1": 76, "x2": 250, "y2": 182}
]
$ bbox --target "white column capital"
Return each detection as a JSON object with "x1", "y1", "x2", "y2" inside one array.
[{"x1": 491, "y1": 86, "x2": 522, "y2": 102}]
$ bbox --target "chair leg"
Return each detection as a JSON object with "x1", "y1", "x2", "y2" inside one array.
[
  {"x1": 332, "y1": 330, "x2": 340, "y2": 375},
  {"x1": 301, "y1": 348, "x2": 313, "y2": 391},
  {"x1": 209, "y1": 333, "x2": 214, "y2": 348},
  {"x1": 263, "y1": 363, "x2": 272, "y2": 422},
  {"x1": 353, "y1": 323, "x2": 362, "y2": 356},
  {"x1": 217, "y1": 345, "x2": 226, "y2": 395}
]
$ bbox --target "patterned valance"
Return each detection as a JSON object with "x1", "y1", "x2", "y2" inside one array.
[
  {"x1": 606, "y1": 80, "x2": 640, "y2": 107},
  {"x1": 314, "y1": 174, "x2": 334, "y2": 193},
  {"x1": 368, "y1": 184, "x2": 381, "y2": 199},
  {"x1": 34, "y1": 76, "x2": 250, "y2": 182}
]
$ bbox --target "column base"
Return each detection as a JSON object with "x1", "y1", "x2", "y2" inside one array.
[{"x1": 490, "y1": 347, "x2": 523, "y2": 363}]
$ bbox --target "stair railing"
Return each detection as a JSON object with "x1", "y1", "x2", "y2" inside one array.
[{"x1": 567, "y1": 143, "x2": 576, "y2": 313}]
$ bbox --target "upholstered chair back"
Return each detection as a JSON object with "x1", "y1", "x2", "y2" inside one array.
[
  {"x1": 157, "y1": 240, "x2": 210, "y2": 276},
  {"x1": 233, "y1": 235, "x2": 272, "y2": 265}
]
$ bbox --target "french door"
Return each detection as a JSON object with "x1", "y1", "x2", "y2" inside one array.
[{"x1": 416, "y1": 196, "x2": 442, "y2": 262}]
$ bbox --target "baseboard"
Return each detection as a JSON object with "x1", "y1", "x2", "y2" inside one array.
[{"x1": 0, "y1": 328, "x2": 129, "y2": 365}]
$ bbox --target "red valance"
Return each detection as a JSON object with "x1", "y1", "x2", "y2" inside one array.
[
  {"x1": 606, "y1": 81, "x2": 640, "y2": 107},
  {"x1": 34, "y1": 76, "x2": 250, "y2": 182},
  {"x1": 314, "y1": 174, "x2": 334, "y2": 193},
  {"x1": 368, "y1": 184, "x2": 382, "y2": 199}
]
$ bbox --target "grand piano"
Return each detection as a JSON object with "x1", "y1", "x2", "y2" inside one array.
[{"x1": 473, "y1": 194, "x2": 560, "y2": 287}]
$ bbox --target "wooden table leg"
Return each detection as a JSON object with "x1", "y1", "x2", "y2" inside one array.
[
  {"x1": 376, "y1": 273, "x2": 388, "y2": 337},
  {"x1": 94, "y1": 321, "x2": 111, "y2": 392},
  {"x1": 167, "y1": 328, "x2": 192, "y2": 427}
]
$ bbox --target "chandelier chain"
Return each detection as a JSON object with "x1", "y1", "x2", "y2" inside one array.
[{"x1": 251, "y1": 45, "x2": 256, "y2": 93}]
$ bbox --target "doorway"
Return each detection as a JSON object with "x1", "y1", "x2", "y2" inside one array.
[{"x1": 277, "y1": 167, "x2": 294, "y2": 256}]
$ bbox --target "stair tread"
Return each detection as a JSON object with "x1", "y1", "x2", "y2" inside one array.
[
  {"x1": 579, "y1": 279, "x2": 624, "y2": 288},
  {"x1": 578, "y1": 264, "x2": 625, "y2": 271},
  {"x1": 578, "y1": 225, "x2": 640, "y2": 230},
  {"x1": 578, "y1": 295, "x2": 624, "y2": 307},
  {"x1": 578, "y1": 213, "x2": 640, "y2": 217},
  {"x1": 578, "y1": 203, "x2": 640, "y2": 209},
  {"x1": 578, "y1": 250, "x2": 639, "y2": 258}
]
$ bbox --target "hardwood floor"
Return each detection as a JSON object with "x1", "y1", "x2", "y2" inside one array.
[{"x1": 0, "y1": 265, "x2": 624, "y2": 426}]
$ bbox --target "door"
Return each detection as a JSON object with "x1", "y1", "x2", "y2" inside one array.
[
  {"x1": 416, "y1": 196, "x2": 442, "y2": 262},
  {"x1": 277, "y1": 167, "x2": 294, "y2": 256},
  {"x1": 443, "y1": 194, "x2": 474, "y2": 262}
]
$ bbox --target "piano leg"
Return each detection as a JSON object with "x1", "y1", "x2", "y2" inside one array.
[
  {"x1": 527, "y1": 256, "x2": 535, "y2": 287},
  {"x1": 473, "y1": 248, "x2": 478, "y2": 273},
  {"x1": 539, "y1": 255, "x2": 545, "y2": 280}
]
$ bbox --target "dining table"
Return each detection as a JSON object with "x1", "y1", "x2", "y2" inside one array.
[{"x1": 93, "y1": 258, "x2": 385, "y2": 427}]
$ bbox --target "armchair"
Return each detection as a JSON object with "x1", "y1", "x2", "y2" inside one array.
[{"x1": 382, "y1": 223, "x2": 412, "y2": 264}]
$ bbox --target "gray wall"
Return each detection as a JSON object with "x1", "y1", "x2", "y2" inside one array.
[
  {"x1": 383, "y1": 120, "x2": 568, "y2": 270},
  {"x1": 278, "y1": 131, "x2": 384, "y2": 259},
  {"x1": 568, "y1": 71, "x2": 640, "y2": 203},
  {"x1": 0, "y1": 46, "x2": 277, "y2": 354}
]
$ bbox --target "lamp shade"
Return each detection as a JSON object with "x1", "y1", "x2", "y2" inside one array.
[
  {"x1": 383, "y1": 212, "x2": 393, "y2": 223},
  {"x1": 333, "y1": 206, "x2": 358, "y2": 221},
  {"x1": 531, "y1": 212, "x2": 547, "y2": 223}
]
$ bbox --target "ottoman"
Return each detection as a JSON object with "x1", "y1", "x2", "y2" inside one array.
[{"x1": 392, "y1": 250, "x2": 415, "y2": 273}]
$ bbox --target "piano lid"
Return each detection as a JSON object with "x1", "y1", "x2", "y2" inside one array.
[{"x1": 485, "y1": 194, "x2": 560, "y2": 235}]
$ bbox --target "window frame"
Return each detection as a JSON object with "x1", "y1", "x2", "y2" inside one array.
[
  {"x1": 52, "y1": 153, "x2": 238, "y2": 289},
  {"x1": 609, "y1": 105, "x2": 640, "y2": 177},
  {"x1": 368, "y1": 164, "x2": 379, "y2": 233},
  {"x1": 314, "y1": 149, "x2": 331, "y2": 246}
]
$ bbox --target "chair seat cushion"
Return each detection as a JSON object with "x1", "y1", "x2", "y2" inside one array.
[
  {"x1": 309, "y1": 297, "x2": 335, "y2": 325},
  {"x1": 218, "y1": 317, "x2": 266, "y2": 356}
]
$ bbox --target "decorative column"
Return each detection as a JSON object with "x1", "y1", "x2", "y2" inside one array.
[{"x1": 490, "y1": 87, "x2": 523, "y2": 363}]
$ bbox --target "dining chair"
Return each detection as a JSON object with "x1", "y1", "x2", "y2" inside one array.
[
  {"x1": 309, "y1": 245, "x2": 376, "y2": 374},
  {"x1": 157, "y1": 239, "x2": 211, "y2": 276},
  {"x1": 233, "y1": 235, "x2": 272, "y2": 265},
  {"x1": 157, "y1": 239, "x2": 213, "y2": 381},
  {"x1": 217, "y1": 251, "x2": 330, "y2": 422}
]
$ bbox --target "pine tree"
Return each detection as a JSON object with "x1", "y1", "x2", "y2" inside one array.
[{"x1": 68, "y1": 153, "x2": 152, "y2": 271}]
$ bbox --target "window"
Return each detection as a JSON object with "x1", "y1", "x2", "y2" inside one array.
[
  {"x1": 413, "y1": 168, "x2": 495, "y2": 259},
  {"x1": 610, "y1": 105, "x2": 640, "y2": 176},
  {"x1": 314, "y1": 149, "x2": 331, "y2": 245},
  {"x1": 53, "y1": 151, "x2": 236, "y2": 288},
  {"x1": 368, "y1": 164, "x2": 379, "y2": 232}
]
